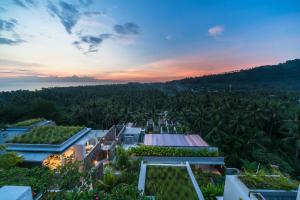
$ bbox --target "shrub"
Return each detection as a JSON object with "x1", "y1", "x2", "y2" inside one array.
[
  {"x1": 239, "y1": 171, "x2": 299, "y2": 190},
  {"x1": 129, "y1": 145, "x2": 219, "y2": 157}
]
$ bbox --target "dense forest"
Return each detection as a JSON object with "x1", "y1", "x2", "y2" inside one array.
[
  {"x1": 1, "y1": 59, "x2": 300, "y2": 179},
  {"x1": 0, "y1": 83, "x2": 300, "y2": 179}
]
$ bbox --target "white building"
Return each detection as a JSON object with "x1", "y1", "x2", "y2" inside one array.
[{"x1": 223, "y1": 175, "x2": 300, "y2": 200}]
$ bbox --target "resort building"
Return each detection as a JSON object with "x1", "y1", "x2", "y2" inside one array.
[
  {"x1": 122, "y1": 123, "x2": 144, "y2": 144},
  {"x1": 223, "y1": 175, "x2": 300, "y2": 200},
  {"x1": 0, "y1": 119, "x2": 54, "y2": 144},
  {"x1": 4, "y1": 124, "x2": 121, "y2": 169},
  {"x1": 141, "y1": 133, "x2": 224, "y2": 174}
]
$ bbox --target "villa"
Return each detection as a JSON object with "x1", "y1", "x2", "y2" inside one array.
[
  {"x1": 222, "y1": 174, "x2": 300, "y2": 200},
  {"x1": 3, "y1": 122, "x2": 122, "y2": 170}
]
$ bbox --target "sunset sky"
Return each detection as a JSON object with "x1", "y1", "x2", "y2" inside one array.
[{"x1": 0, "y1": 0, "x2": 300, "y2": 82}]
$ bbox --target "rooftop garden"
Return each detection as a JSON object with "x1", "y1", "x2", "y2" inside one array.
[
  {"x1": 7, "y1": 125, "x2": 83, "y2": 144},
  {"x1": 145, "y1": 166, "x2": 198, "y2": 200},
  {"x1": 192, "y1": 168, "x2": 224, "y2": 200},
  {"x1": 129, "y1": 145, "x2": 219, "y2": 157},
  {"x1": 239, "y1": 171, "x2": 299, "y2": 190},
  {"x1": 9, "y1": 118, "x2": 45, "y2": 127}
]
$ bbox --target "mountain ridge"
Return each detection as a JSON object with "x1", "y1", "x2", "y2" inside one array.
[{"x1": 167, "y1": 59, "x2": 300, "y2": 90}]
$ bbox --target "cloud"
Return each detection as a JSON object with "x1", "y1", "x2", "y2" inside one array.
[
  {"x1": 0, "y1": 37, "x2": 24, "y2": 45},
  {"x1": 73, "y1": 33, "x2": 114, "y2": 54},
  {"x1": 0, "y1": 19, "x2": 25, "y2": 45},
  {"x1": 113, "y1": 23, "x2": 140, "y2": 35},
  {"x1": 83, "y1": 11, "x2": 106, "y2": 17},
  {"x1": 13, "y1": 0, "x2": 36, "y2": 8},
  {"x1": 208, "y1": 25, "x2": 224, "y2": 37},
  {"x1": 0, "y1": 19, "x2": 17, "y2": 32},
  {"x1": 0, "y1": 7, "x2": 7, "y2": 12},
  {"x1": 47, "y1": 1, "x2": 80, "y2": 34}
]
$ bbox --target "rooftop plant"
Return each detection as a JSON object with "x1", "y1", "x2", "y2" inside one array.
[
  {"x1": 8, "y1": 125, "x2": 83, "y2": 144},
  {"x1": 192, "y1": 169, "x2": 224, "y2": 200},
  {"x1": 129, "y1": 145, "x2": 219, "y2": 157},
  {"x1": 10, "y1": 118, "x2": 45, "y2": 127},
  {"x1": 239, "y1": 170, "x2": 299, "y2": 190},
  {"x1": 145, "y1": 166, "x2": 198, "y2": 200}
]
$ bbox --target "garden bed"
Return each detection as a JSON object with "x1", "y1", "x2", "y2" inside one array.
[
  {"x1": 7, "y1": 125, "x2": 83, "y2": 144},
  {"x1": 9, "y1": 118, "x2": 45, "y2": 127},
  {"x1": 130, "y1": 145, "x2": 218, "y2": 157},
  {"x1": 145, "y1": 166, "x2": 198, "y2": 200},
  {"x1": 192, "y1": 168, "x2": 224, "y2": 200},
  {"x1": 239, "y1": 174, "x2": 299, "y2": 190}
]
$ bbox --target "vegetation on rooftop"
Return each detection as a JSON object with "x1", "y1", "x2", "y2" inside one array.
[
  {"x1": 8, "y1": 125, "x2": 83, "y2": 144},
  {"x1": 145, "y1": 166, "x2": 198, "y2": 200},
  {"x1": 10, "y1": 118, "x2": 45, "y2": 127},
  {"x1": 192, "y1": 168, "x2": 224, "y2": 200},
  {"x1": 239, "y1": 170, "x2": 299, "y2": 190},
  {"x1": 129, "y1": 145, "x2": 219, "y2": 157}
]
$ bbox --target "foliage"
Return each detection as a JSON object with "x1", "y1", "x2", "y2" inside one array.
[
  {"x1": 0, "y1": 152, "x2": 23, "y2": 169},
  {"x1": 10, "y1": 118, "x2": 44, "y2": 127},
  {"x1": 45, "y1": 184, "x2": 145, "y2": 200},
  {"x1": 129, "y1": 145, "x2": 219, "y2": 157},
  {"x1": 192, "y1": 168, "x2": 225, "y2": 199},
  {"x1": 201, "y1": 183, "x2": 224, "y2": 200},
  {"x1": 8, "y1": 125, "x2": 83, "y2": 144},
  {"x1": 0, "y1": 166, "x2": 54, "y2": 194},
  {"x1": 145, "y1": 166, "x2": 198, "y2": 200},
  {"x1": 55, "y1": 161, "x2": 89, "y2": 190},
  {"x1": 1, "y1": 83, "x2": 300, "y2": 177},
  {"x1": 115, "y1": 146, "x2": 130, "y2": 170},
  {"x1": 239, "y1": 170, "x2": 299, "y2": 190},
  {"x1": 96, "y1": 172, "x2": 117, "y2": 192}
]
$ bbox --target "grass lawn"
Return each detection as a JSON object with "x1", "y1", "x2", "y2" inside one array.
[
  {"x1": 145, "y1": 166, "x2": 198, "y2": 200},
  {"x1": 8, "y1": 125, "x2": 83, "y2": 144},
  {"x1": 10, "y1": 118, "x2": 45, "y2": 127}
]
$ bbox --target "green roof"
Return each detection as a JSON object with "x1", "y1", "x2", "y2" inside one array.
[
  {"x1": 10, "y1": 118, "x2": 45, "y2": 127},
  {"x1": 8, "y1": 125, "x2": 84, "y2": 144}
]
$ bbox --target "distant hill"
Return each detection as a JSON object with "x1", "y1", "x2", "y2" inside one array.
[{"x1": 167, "y1": 59, "x2": 300, "y2": 90}]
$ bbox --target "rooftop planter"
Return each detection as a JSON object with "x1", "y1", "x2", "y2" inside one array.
[
  {"x1": 7, "y1": 125, "x2": 83, "y2": 144},
  {"x1": 129, "y1": 145, "x2": 219, "y2": 157},
  {"x1": 145, "y1": 166, "x2": 198, "y2": 200},
  {"x1": 239, "y1": 173, "x2": 299, "y2": 191},
  {"x1": 9, "y1": 118, "x2": 45, "y2": 127}
]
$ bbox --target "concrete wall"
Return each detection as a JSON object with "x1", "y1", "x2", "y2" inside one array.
[{"x1": 223, "y1": 175, "x2": 251, "y2": 200}]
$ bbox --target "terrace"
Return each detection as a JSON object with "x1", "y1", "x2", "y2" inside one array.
[
  {"x1": 8, "y1": 125, "x2": 83, "y2": 144},
  {"x1": 4, "y1": 126, "x2": 112, "y2": 169},
  {"x1": 138, "y1": 161, "x2": 205, "y2": 200},
  {"x1": 9, "y1": 118, "x2": 46, "y2": 128},
  {"x1": 223, "y1": 173, "x2": 300, "y2": 200}
]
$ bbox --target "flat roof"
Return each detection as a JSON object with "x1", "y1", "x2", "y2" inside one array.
[
  {"x1": 144, "y1": 134, "x2": 208, "y2": 147},
  {"x1": 0, "y1": 186, "x2": 32, "y2": 200},
  {"x1": 124, "y1": 127, "x2": 142, "y2": 135},
  {"x1": 143, "y1": 156, "x2": 225, "y2": 165},
  {"x1": 0, "y1": 130, "x2": 27, "y2": 144},
  {"x1": 18, "y1": 152, "x2": 51, "y2": 162},
  {"x1": 75, "y1": 130, "x2": 107, "y2": 145}
]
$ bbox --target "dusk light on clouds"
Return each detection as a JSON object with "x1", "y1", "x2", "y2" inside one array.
[{"x1": 0, "y1": 0, "x2": 299, "y2": 82}]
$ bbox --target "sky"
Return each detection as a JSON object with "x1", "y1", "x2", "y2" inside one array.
[{"x1": 0, "y1": 0, "x2": 300, "y2": 82}]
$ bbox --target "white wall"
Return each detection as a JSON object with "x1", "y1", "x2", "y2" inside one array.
[{"x1": 223, "y1": 175, "x2": 251, "y2": 200}]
